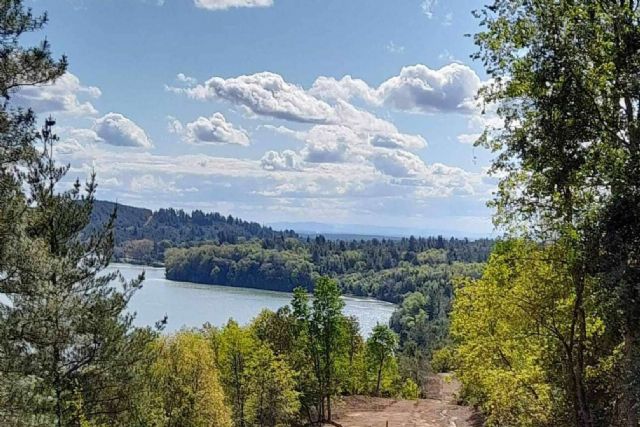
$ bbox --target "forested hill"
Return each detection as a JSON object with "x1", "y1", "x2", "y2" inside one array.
[
  {"x1": 86, "y1": 200, "x2": 297, "y2": 264},
  {"x1": 90, "y1": 199, "x2": 493, "y2": 391}
]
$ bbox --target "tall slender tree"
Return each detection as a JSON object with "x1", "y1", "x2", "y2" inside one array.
[{"x1": 366, "y1": 324, "x2": 398, "y2": 396}]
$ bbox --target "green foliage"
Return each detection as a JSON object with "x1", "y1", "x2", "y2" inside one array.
[
  {"x1": 245, "y1": 346, "x2": 299, "y2": 427},
  {"x1": 400, "y1": 378, "x2": 420, "y2": 400},
  {"x1": 452, "y1": 240, "x2": 607, "y2": 426},
  {"x1": 294, "y1": 277, "x2": 347, "y2": 423},
  {"x1": 165, "y1": 238, "x2": 490, "y2": 301},
  {"x1": 207, "y1": 319, "x2": 301, "y2": 427},
  {"x1": 366, "y1": 324, "x2": 398, "y2": 396},
  {"x1": 86, "y1": 200, "x2": 297, "y2": 264},
  {"x1": 430, "y1": 346, "x2": 456, "y2": 374},
  {"x1": 473, "y1": 0, "x2": 640, "y2": 425},
  {"x1": 165, "y1": 243, "x2": 317, "y2": 293},
  {"x1": 135, "y1": 331, "x2": 232, "y2": 427},
  {"x1": 0, "y1": 99, "x2": 155, "y2": 425}
]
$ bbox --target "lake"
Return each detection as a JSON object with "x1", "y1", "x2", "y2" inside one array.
[{"x1": 111, "y1": 263, "x2": 396, "y2": 337}]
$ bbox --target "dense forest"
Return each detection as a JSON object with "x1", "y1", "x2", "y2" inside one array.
[
  {"x1": 89, "y1": 199, "x2": 492, "y2": 366},
  {"x1": 86, "y1": 200, "x2": 297, "y2": 265},
  {"x1": 163, "y1": 238, "x2": 488, "y2": 302},
  {"x1": 165, "y1": 236, "x2": 493, "y2": 302}
]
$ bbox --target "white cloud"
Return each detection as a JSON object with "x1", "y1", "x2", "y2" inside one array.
[
  {"x1": 261, "y1": 150, "x2": 303, "y2": 171},
  {"x1": 371, "y1": 149, "x2": 427, "y2": 178},
  {"x1": 331, "y1": 101, "x2": 427, "y2": 149},
  {"x1": 309, "y1": 75, "x2": 378, "y2": 104},
  {"x1": 158, "y1": 65, "x2": 494, "y2": 226},
  {"x1": 176, "y1": 73, "x2": 197, "y2": 85},
  {"x1": 301, "y1": 126, "x2": 354, "y2": 163},
  {"x1": 376, "y1": 63, "x2": 480, "y2": 113},
  {"x1": 170, "y1": 65, "x2": 482, "y2": 128},
  {"x1": 12, "y1": 73, "x2": 101, "y2": 116},
  {"x1": 169, "y1": 72, "x2": 334, "y2": 123},
  {"x1": 94, "y1": 113, "x2": 153, "y2": 148},
  {"x1": 194, "y1": 0, "x2": 274, "y2": 11},
  {"x1": 171, "y1": 113, "x2": 250, "y2": 146},
  {"x1": 310, "y1": 64, "x2": 481, "y2": 114},
  {"x1": 421, "y1": 0, "x2": 437, "y2": 18},
  {"x1": 457, "y1": 133, "x2": 481, "y2": 145},
  {"x1": 53, "y1": 143, "x2": 494, "y2": 233}
]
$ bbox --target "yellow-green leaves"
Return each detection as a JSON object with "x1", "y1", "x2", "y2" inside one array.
[
  {"x1": 451, "y1": 240, "x2": 602, "y2": 426},
  {"x1": 141, "y1": 331, "x2": 232, "y2": 427}
]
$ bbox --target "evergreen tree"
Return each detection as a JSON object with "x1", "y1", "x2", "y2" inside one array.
[
  {"x1": 0, "y1": 118, "x2": 156, "y2": 426},
  {"x1": 0, "y1": 0, "x2": 66, "y2": 273}
]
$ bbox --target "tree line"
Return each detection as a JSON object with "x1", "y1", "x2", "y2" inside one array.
[
  {"x1": 447, "y1": 1, "x2": 640, "y2": 426},
  {"x1": 86, "y1": 200, "x2": 493, "y2": 269}
]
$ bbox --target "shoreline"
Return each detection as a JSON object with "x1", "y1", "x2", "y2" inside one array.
[{"x1": 109, "y1": 262, "x2": 397, "y2": 307}]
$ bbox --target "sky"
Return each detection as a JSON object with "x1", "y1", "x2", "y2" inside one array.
[{"x1": 20, "y1": 0, "x2": 499, "y2": 237}]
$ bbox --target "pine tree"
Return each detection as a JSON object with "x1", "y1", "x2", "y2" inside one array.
[{"x1": 1, "y1": 118, "x2": 156, "y2": 425}]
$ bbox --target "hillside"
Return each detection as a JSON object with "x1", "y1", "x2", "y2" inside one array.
[{"x1": 86, "y1": 200, "x2": 297, "y2": 265}]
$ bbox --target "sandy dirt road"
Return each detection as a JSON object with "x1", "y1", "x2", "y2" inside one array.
[{"x1": 330, "y1": 374, "x2": 481, "y2": 427}]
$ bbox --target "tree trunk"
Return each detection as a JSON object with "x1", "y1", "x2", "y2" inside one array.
[
  {"x1": 573, "y1": 276, "x2": 593, "y2": 427},
  {"x1": 623, "y1": 329, "x2": 639, "y2": 427}
]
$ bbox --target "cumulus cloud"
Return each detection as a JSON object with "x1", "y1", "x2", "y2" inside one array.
[
  {"x1": 169, "y1": 72, "x2": 334, "y2": 123},
  {"x1": 194, "y1": 0, "x2": 274, "y2": 11},
  {"x1": 169, "y1": 66, "x2": 482, "y2": 145},
  {"x1": 301, "y1": 126, "x2": 353, "y2": 163},
  {"x1": 332, "y1": 101, "x2": 427, "y2": 149},
  {"x1": 261, "y1": 150, "x2": 303, "y2": 171},
  {"x1": 52, "y1": 141, "x2": 493, "y2": 233},
  {"x1": 311, "y1": 64, "x2": 481, "y2": 114},
  {"x1": 176, "y1": 73, "x2": 197, "y2": 85},
  {"x1": 12, "y1": 73, "x2": 101, "y2": 116},
  {"x1": 376, "y1": 63, "x2": 481, "y2": 113},
  {"x1": 371, "y1": 149, "x2": 428, "y2": 178},
  {"x1": 171, "y1": 113, "x2": 250, "y2": 146},
  {"x1": 160, "y1": 65, "x2": 493, "y2": 219},
  {"x1": 309, "y1": 76, "x2": 378, "y2": 104},
  {"x1": 94, "y1": 113, "x2": 153, "y2": 148}
]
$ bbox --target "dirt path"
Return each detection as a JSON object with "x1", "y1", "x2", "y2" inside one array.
[{"x1": 330, "y1": 374, "x2": 481, "y2": 427}]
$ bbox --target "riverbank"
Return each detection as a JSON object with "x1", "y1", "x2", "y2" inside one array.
[{"x1": 111, "y1": 263, "x2": 396, "y2": 336}]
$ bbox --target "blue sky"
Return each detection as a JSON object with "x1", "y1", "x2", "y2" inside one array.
[{"x1": 20, "y1": 0, "x2": 498, "y2": 236}]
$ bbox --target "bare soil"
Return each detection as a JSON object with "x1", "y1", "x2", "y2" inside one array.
[{"x1": 329, "y1": 374, "x2": 482, "y2": 427}]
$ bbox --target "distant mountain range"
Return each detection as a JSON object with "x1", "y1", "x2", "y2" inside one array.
[{"x1": 267, "y1": 221, "x2": 494, "y2": 240}]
